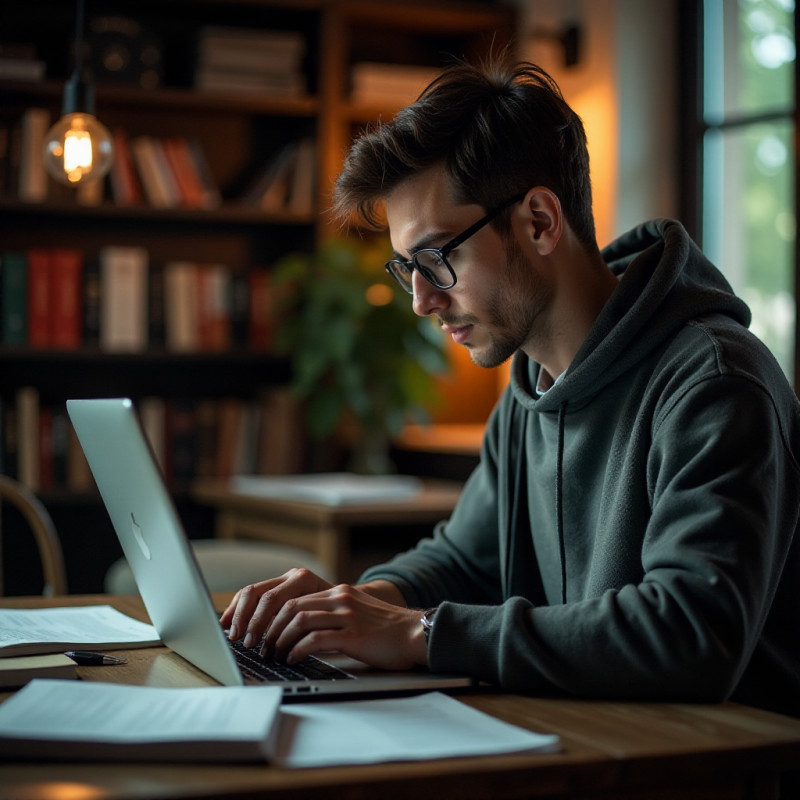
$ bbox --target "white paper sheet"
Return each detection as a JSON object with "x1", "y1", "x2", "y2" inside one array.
[{"x1": 273, "y1": 691, "x2": 560, "y2": 767}]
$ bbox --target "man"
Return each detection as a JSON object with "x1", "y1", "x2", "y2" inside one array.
[{"x1": 222, "y1": 60, "x2": 800, "y2": 716}]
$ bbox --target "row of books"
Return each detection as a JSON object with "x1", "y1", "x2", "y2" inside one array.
[
  {"x1": 2, "y1": 387, "x2": 304, "y2": 494},
  {"x1": 111, "y1": 130, "x2": 221, "y2": 210},
  {"x1": 0, "y1": 43, "x2": 46, "y2": 82},
  {"x1": 194, "y1": 26, "x2": 307, "y2": 98},
  {"x1": 0, "y1": 107, "x2": 315, "y2": 217},
  {"x1": 239, "y1": 137, "x2": 316, "y2": 216},
  {"x1": 0, "y1": 247, "x2": 277, "y2": 353}
]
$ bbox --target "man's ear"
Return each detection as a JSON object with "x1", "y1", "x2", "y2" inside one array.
[{"x1": 520, "y1": 187, "x2": 562, "y2": 256}]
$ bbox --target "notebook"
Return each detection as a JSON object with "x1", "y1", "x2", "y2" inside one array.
[{"x1": 66, "y1": 398, "x2": 474, "y2": 699}]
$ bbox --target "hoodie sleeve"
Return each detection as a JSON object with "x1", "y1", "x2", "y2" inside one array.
[{"x1": 426, "y1": 370, "x2": 800, "y2": 705}]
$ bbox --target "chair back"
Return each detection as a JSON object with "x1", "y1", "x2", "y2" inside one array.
[{"x1": 0, "y1": 475, "x2": 67, "y2": 596}]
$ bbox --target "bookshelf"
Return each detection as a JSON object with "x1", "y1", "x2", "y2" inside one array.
[{"x1": 0, "y1": 0, "x2": 513, "y2": 593}]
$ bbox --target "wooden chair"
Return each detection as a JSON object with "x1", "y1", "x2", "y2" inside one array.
[{"x1": 0, "y1": 475, "x2": 68, "y2": 596}]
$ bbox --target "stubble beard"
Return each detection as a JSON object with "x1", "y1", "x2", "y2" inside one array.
[{"x1": 465, "y1": 235, "x2": 550, "y2": 369}]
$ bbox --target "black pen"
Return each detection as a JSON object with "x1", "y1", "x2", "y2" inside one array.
[{"x1": 64, "y1": 651, "x2": 128, "y2": 666}]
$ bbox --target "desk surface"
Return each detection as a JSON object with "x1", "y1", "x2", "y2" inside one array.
[{"x1": 2, "y1": 594, "x2": 800, "y2": 800}]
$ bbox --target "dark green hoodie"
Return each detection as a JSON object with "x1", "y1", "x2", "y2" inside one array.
[{"x1": 362, "y1": 218, "x2": 800, "y2": 716}]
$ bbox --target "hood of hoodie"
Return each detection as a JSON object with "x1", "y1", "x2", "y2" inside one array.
[{"x1": 510, "y1": 218, "x2": 752, "y2": 413}]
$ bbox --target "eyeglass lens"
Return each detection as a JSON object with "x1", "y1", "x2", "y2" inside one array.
[{"x1": 387, "y1": 253, "x2": 454, "y2": 293}]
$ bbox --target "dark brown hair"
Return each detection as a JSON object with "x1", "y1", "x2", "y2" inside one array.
[{"x1": 333, "y1": 59, "x2": 597, "y2": 249}]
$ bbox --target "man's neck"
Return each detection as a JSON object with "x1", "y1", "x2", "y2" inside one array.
[{"x1": 525, "y1": 249, "x2": 618, "y2": 378}]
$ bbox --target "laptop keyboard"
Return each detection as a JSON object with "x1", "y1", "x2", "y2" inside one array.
[{"x1": 230, "y1": 638, "x2": 354, "y2": 684}]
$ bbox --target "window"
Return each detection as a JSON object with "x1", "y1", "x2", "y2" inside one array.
[{"x1": 683, "y1": 0, "x2": 797, "y2": 388}]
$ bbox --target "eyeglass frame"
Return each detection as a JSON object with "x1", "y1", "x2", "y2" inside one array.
[{"x1": 385, "y1": 191, "x2": 528, "y2": 294}]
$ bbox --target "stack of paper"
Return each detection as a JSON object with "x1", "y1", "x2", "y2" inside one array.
[
  {"x1": 0, "y1": 605, "x2": 160, "y2": 657},
  {"x1": 230, "y1": 473, "x2": 423, "y2": 506}
]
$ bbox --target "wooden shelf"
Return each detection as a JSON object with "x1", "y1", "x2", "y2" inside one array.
[
  {"x1": 0, "y1": 198, "x2": 314, "y2": 227},
  {"x1": 0, "y1": 79, "x2": 319, "y2": 117},
  {"x1": 0, "y1": 349, "x2": 290, "y2": 400}
]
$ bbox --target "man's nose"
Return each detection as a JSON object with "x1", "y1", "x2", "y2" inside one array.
[{"x1": 411, "y1": 270, "x2": 450, "y2": 318}]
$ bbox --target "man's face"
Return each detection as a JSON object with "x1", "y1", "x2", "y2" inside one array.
[{"x1": 385, "y1": 166, "x2": 551, "y2": 368}]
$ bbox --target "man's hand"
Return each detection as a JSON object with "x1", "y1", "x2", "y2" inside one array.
[{"x1": 219, "y1": 569, "x2": 428, "y2": 670}]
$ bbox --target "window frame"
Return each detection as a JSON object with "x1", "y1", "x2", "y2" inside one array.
[{"x1": 678, "y1": 0, "x2": 799, "y2": 392}]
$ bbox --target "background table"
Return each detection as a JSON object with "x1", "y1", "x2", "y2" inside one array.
[{"x1": 191, "y1": 478, "x2": 463, "y2": 582}]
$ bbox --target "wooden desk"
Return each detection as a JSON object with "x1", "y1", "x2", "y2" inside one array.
[
  {"x1": 191, "y1": 478, "x2": 463, "y2": 582},
  {"x1": 2, "y1": 595, "x2": 800, "y2": 800}
]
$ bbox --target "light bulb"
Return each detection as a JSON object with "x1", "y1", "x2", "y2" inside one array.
[{"x1": 44, "y1": 111, "x2": 114, "y2": 186}]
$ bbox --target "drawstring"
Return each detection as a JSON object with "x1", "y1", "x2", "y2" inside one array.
[
  {"x1": 505, "y1": 402, "x2": 524, "y2": 596},
  {"x1": 556, "y1": 402, "x2": 568, "y2": 604}
]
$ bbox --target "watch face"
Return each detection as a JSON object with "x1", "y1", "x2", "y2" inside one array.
[{"x1": 421, "y1": 607, "x2": 437, "y2": 641}]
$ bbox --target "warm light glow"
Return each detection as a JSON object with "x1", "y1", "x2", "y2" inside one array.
[
  {"x1": 64, "y1": 129, "x2": 93, "y2": 181},
  {"x1": 365, "y1": 283, "x2": 394, "y2": 306},
  {"x1": 37, "y1": 783, "x2": 109, "y2": 800},
  {"x1": 43, "y1": 112, "x2": 114, "y2": 186}
]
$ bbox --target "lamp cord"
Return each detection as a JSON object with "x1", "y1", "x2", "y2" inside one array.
[{"x1": 72, "y1": 0, "x2": 86, "y2": 78}]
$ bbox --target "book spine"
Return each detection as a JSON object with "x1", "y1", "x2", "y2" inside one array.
[
  {"x1": 99, "y1": 246, "x2": 149, "y2": 352},
  {"x1": 167, "y1": 399, "x2": 197, "y2": 486},
  {"x1": 287, "y1": 137, "x2": 315, "y2": 217},
  {"x1": 49, "y1": 249, "x2": 84, "y2": 349},
  {"x1": 248, "y1": 267, "x2": 274, "y2": 351},
  {"x1": 185, "y1": 139, "x2": 221, "y2": 208},
  {"x1": 26, "y1": 248, "x2": 51, "y2": 348},
  {"x1": 18, "y1": 107, "x2": 50, "y2": 203},
  {"x1": 199, "y1": 264, "x2": 232, "y2": 352},
  {"x1": 130, "y1": 136, "x2": 174, "y2": 209},
  {"x1": 164, "y1": 261, "x2": 199, "y2": 352},
  {"x1": 148, "y1": 263, "x2": 166, "y2": 349},
  {"x1": 229, "y1": 269, "x2": 249, "y2": 348},
  {"x1": 1, "y1": 251, "x2": 28, "y2": 345},
  {"x1": 82, "y1": 255, "x2": 101, "y2": 348}
]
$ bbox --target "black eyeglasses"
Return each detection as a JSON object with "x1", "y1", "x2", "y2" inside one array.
[{"x1": 385, "y1": 192, "x2": 527, "y2": 294}]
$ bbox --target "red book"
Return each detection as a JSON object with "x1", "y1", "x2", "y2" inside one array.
[
  {"x1": 49, "y1": 248, "x2": 84, "y2": 349},
  {"x1": 162, "y1": 138, "x2": 207, "y2": 209},
  {"x1": 109, "y1": 129, "x2": 143, "y2": 207},
  {"x1": 26, "y1": 248, "x2": 51, "y2": 348}
]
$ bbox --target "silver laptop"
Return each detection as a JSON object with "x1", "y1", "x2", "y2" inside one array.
[{"x1": 66, "y1": 397, "x2": 473, "y2": 699}]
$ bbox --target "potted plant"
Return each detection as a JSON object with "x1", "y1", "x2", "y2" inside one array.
[{"x1": 271, "y1": 238, "x2": 449, "y2": 474}]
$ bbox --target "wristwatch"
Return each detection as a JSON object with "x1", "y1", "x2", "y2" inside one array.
[{"x1": 420, "y1": 607, "x2": 438, "y2": 643}]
